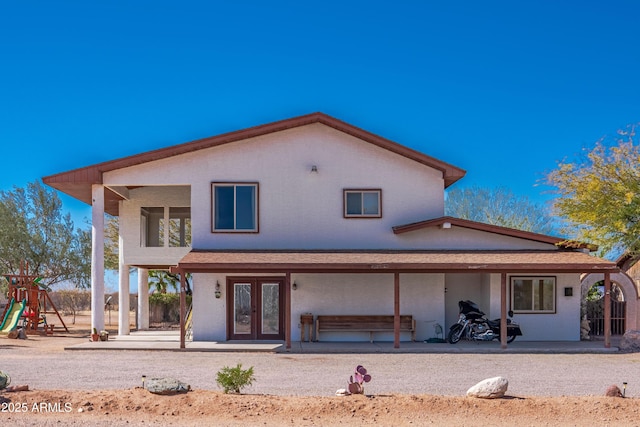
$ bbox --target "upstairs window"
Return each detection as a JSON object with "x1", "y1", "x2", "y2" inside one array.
[
  {"x1": 212, "y1": 183, "x2": 258, "y2": 232},
  {"x1": 511, "y1": 277, "x2": 556, "y2": 313},
  {"x1": 344, "y1": 189, "x2": 381, "y2": 218}
]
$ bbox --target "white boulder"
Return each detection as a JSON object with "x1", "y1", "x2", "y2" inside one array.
[{"x1": 466, "y1": 376, "x2": 508, "y2": 399}]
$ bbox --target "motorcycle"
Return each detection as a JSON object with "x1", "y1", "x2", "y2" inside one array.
[{"x1": 447, "y1": 300, "x2": 523, "y2": 344}]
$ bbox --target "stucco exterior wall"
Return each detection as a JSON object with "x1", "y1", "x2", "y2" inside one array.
[
  {"x1": 444, "y1": 273, "x2": 487, "y2": 330},
  {"x1": 488, "y1": 273, "x2": 580, "y2": 341},
  {"x1": 192, "y1": 272, "x2": 445, "y2": 342},
  {"x1": 291, "y1": 273, "x2": 445, "y2": 342},
  {"x1": 104, "y1": 123, "x2": 445, "y2": 251},
  {"x1": 191, "y1": 272, "x2": 233, "y2": 341},
  {"x1": 395, "y1": 226, "x2": 558, "y2": 250},
  {"x1": 193, "y1": 271, "x2": 582, "y2": 342},
  {"x1": 443, "y1": 273, "x2": 581, "y2": 341}
]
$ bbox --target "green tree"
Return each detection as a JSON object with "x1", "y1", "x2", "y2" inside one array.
[
  {"x1": 445, "y1": 186, "x2": 556, "y2": 235},
  {"x1": 546, "y1": 124, "x2": 640, "y2": 257},
  {"x1": 148, "y1": 270, "x2": 179, "y2": 294},
  {"x1": 104, "y1": 214, "x2": 120, "y2": 271},
  {"x1": 0, "y1": 181, "x2": 91, "y2": 287}
]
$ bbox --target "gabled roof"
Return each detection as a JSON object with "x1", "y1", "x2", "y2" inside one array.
[
  {"x1": 42, "y1": 112, "x2": 466, "y2": 214},
  {"x1": 392, "y1": 216, "x2": 596, "y2": 251}
]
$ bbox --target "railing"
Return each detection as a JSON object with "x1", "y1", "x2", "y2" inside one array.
[{"x1": 586, "y1": 300, "x2": 626, "y2": 336}]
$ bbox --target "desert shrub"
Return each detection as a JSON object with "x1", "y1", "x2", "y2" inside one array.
[{"x1": 216, "y1": 363, "x2": 255, "y2": 394}]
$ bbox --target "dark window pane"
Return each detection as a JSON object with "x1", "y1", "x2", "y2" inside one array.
[
  {"x1": 346, "y1": 192, "x2": 362, "y2": 215},
  {"x1": 236, "y1": 185, "x2": 256, "y2": 230},
  {"x1": 215, "y1": 186, "x2": 235, "y2": 230},
  {"x1": 513, "y1": 279, "x2": 532, "y2": 311}
]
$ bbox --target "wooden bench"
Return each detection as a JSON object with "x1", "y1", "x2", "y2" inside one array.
[{"x1": 315, "y1": 315, "x2": 416, "y2": 343}]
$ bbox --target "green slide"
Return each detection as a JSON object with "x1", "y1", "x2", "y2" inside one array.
[{"x1": 0, "y1": 298, "x2": 26, "y2": 333}]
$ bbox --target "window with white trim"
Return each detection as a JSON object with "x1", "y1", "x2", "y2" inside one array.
[
  {"x1": 511, "y1": 277, "x2": 556, "y2": 313},
  {"x1": 344, "y1": 189, "x2": 381, "y2": 218},
  {"x1": 212, "y1": 183, "x2": 258, "y2": 232}
]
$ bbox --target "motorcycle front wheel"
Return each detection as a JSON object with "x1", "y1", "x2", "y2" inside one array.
[
  {"x1": 447, "y1": 324, "x2": 464, "y2": 344},
  {"x1": 507, "y1": 335, "x2": 516, "y2": 343}
]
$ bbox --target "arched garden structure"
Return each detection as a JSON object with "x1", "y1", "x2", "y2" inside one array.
[{"x1": 581, "y1": 272, "x2": 639, "y2": 339}]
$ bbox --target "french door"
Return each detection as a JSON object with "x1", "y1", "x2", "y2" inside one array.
[{"x1": 227, "y1": 277, "x2": 285, "y2": 340}]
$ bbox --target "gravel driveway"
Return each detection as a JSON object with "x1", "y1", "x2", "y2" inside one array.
[{"x1": 2, "y1": 335, "x2": 639, "y2": 398}]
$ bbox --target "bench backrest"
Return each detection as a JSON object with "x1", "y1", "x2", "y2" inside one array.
[{"x1": 317, "y1": 315, "x2": 413, "y2": 330}]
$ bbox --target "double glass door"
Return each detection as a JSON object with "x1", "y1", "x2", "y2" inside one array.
[{"x1": 227, "y1": 278, "x2": 284, "y2": 340}]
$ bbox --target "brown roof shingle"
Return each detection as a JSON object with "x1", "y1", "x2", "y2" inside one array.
[{"x1": 176, "y1": 250, "x2": 617, "y2": 274}]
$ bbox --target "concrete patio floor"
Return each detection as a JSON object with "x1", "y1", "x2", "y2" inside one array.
[{"x1": 65, "y1": 329, "x2": 622, "y2": 353}]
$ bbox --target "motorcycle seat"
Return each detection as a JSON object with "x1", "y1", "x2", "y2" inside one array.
[{"x1": 487, "y1": 319, "x2": 512, "y2": 328}]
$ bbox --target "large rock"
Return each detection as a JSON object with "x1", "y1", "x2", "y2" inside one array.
[
  {"x1": 605, "y1": 385, "x2": 624, "y2": 397},
  {"x1": 145, "y1": 377, "x2": 191, "y2": 395},
  {"x1": 619, "y1": 330, "x2": 640, "y2": 353},
  {"x1": 466, "y1": 376, "x2": 508, "y2": 399}
]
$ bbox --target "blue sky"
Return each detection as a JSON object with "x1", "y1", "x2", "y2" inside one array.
[{"x1": 1, "y1": 1, "x2": 639, "y2": 228}]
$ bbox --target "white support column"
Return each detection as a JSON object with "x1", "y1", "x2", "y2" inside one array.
[
  {"x1": 90, "y1": 184, "x2": 105, "y2": 333},
  {"x1": 118, "y1": 230, "x2": 130, "y2": 335},
  {"x1": 138, "y1": 268, "x2": 149, "y2": 330}
]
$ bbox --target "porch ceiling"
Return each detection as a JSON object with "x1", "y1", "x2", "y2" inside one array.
[{"x1": 176, "y1": 249, "x2": 618, "y2": 274}]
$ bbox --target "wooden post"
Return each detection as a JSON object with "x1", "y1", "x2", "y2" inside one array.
[
  {"x1": 394, "y1": 272, "x2": 400, "y2": 349},
  {"x1": 180, "y1": 270, "x2": 186, "y2": 349},
  {"x1": 604, "y1": 272, "x2": 611, "y2": 349},
  {"x1": 500, "y1": 272, "x2": 507, "y2": 349},
  {"x1": 285, "y1": 272, "x2": 291, "y2": 350}
]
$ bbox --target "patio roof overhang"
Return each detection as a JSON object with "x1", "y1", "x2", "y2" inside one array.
[{"x1": 176, "y1": 249, "x2": 619, "y2": 274}]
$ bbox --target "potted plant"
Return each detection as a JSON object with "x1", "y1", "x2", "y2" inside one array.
[
  {"x1": 91, "y1": 328, "x2": 100, "y2": 342},
  {"x1": 99, "y1": 330, "x2": 109, "y2": 341}
]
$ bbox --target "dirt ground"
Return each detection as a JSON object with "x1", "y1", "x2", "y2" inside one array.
[
  {"x1": 1, "y1": 388, "x2": 638, "y2": 426},
  {"x1": 1, "y1": 311, "x2": 639, "y2": 426}
]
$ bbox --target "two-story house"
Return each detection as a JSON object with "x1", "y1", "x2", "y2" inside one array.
[{"x1": 43, "y1": 113, "x2": 619, "y2": 349}]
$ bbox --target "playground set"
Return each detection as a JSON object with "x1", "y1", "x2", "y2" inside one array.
[{"x1": 0, "y1": 262, "x2": 68, "y2": 336}]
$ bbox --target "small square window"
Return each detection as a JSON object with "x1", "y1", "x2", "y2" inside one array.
[
  {"x1": 212, "y1": 183, "x2": 259, "y2": 232},
  {"x1": 344, "y1": 189, "x2": 381, "y2": 218}
]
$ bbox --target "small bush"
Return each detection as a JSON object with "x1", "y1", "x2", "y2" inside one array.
[{"x1": 216, "y1": 363, "x2": 255, "y2": 394}]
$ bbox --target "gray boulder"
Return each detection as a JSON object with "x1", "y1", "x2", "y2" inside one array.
[
  {"x1": 619, "y1": 330, "x2": 640, "y2": 353},
  {"x1": 466, "y1": 376, "x2": 508, "y2": 399},
  {"x1": 145, "y1": 377, "x2": 191, "y2": 395}
]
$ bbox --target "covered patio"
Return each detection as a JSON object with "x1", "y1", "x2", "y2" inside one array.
[{"x1": 172, "y1": 249, "x2": 619, "y2": 350}]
